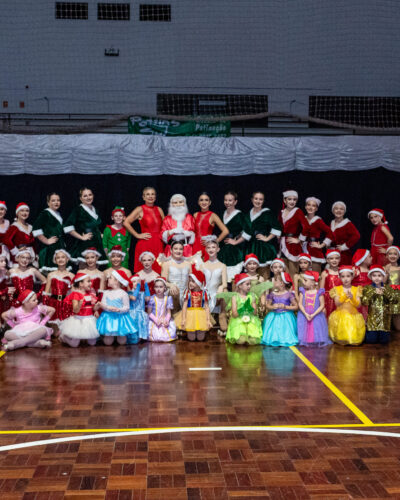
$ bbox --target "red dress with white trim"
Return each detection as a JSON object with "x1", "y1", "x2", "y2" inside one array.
[
  {"x1": 279, "y1": 208, "x2": 308, "y2": 262},
  {"x1": 46, "y1": 276, "x2": 73, "y2": 323},
  {"x1": 324, "y1": 272, "x2": 341, "y2": 317},
  {"x1": 0, "y1": 220, "x2": 10, "y2": 262},
  {"x1": 193, "y1": 211, "x2": 214, "y2": 260},
  {"x1": 302, "y1": 216, "x2": 334, "y2": 264},
  {"x1": 370, "y1": 224, "x2": 390, "y2": 266},
  {"x1": 330, "y1": 218, "x2": 360, "y2": 265},
  {"x1": 161, "y1": 213, "x2": 195, "y2": 259},
  {"x1": 134, "y1": 205, "x2": 164, "y2": 274},
  {"x1": 3, "y1": 222, "x2": 35, "y2": 262}
]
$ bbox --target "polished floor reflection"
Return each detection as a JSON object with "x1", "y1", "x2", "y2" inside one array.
[{"x1": 0, "y1": 335, "x2": 400, "y2": 498}]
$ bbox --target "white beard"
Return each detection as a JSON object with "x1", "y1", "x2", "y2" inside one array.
[{"x1": 169, "y1": 205, "x2": 188, "y2": 222}]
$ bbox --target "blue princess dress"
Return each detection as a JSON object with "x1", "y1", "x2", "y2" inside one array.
[
  {"x1": 261, "y1": 291, "x2": 298, "y2": 347},
  {"x1": 128, "y1": 282, "x2": 150, "y2": 342},
  {"x1": 97, "y1": 289, "x2": 139, "y2": 343}
]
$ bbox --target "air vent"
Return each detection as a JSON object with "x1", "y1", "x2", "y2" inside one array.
[
  {"x1": 55, "y1": 2, "x2": 88, "y2": 19},
  {"x1": 98, "y1": 3, "x2": 130, "y2": 20},
  {"x1": 140, "y1": 4, "x2": 171, "y2": 21}
]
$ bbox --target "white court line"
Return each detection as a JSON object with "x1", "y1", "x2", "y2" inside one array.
[
  {"x1": 189, "y1": 367, "x2": 222, "y2": 371},
  {"x1": 0, "y1": 426, "x2": 399, "y2": 453}
]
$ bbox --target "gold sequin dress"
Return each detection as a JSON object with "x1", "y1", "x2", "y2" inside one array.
[
  {"x1": 388, "y1": 269, "x2": 400, "y2": 314},
  {"x1": 361, "y1": 285, "x2": 397, "y2": 332}
]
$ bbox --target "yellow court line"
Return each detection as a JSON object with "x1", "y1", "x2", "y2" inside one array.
[{"x1": 290, "y1": 346, "x2": 373, "y2": 425}]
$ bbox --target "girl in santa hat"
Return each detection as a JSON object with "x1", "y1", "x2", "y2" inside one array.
[
  {"x1": 103, "y1": 246, "x2": 132, "y2": 286},
  {"x1": 137, "y1": 251, "x2": 160, "y2": 296},
  {"x1": 175, "y1": 266, "x2": 212, "y2": 341},
  {"x1": 241, "y1": 253, "x2": 265, "y2": 290},
  {"x1": 261, "y1": 272, "x2": 298, "y2": 347},
  {"x1": 368, "y1": 209, "x2": 393, "y2": 266},
  {"x1": 328, "y1": 266, "x2": 365, "y2": 345},
  {"x1": 103, "y1": 207, "x2": 131, "y2": 269},
  {"x1": 385, "y1": 246, "x2": 400, "y2": 331},
  {"x1": 0, "y1": 201, "x2": 11, "y2": 263},
  {"x1": 278, "y1": 190, "x2": 308, "y2": 278},
  {"x1": 0, "y1": 253, "x2": 12, "y2": 323},
  {"x1": 59, "y1": 273, "x2": 101, "y2": 347},
  {"x1": 361, "y1": 266, "x2": 398, "y2": 344},
  {"x1": 293, "y1": 253, "x2": 312, "y2": 303},
  {"x1": 1, "y1": 290, "x2": 55, "y2": 351},
  {"x1": 297, "y1": 271, "x2": 331, "y2": 347},
  {"x1": 269, "y1": 258, "x2": 286, "y2": 293},
  {"x1": 97, "y1": 270, "x2": 139, "y2": 345},
  {"x1": 9, "y1": 249, "x2": 46, "y2": 307},
  {"x1": 127, "y1": 274, "x2": 150, "y2": 341},
  {"x1": 147, "y1": 277, "x2": 177, "y2": 342},
  {"x1": 320, "y1": 249, "x2": 341, "y2": 317},
  {"x1": 32, "y1": 193, "x2": 66, "y2": 274},
  {"x1": 351, "y1": 249, "x2": 372, "y2": 321},
  {"x1": 302, "y1": 197, "x2": 334, "y2": 273},
  {"x1": 329, "y1": 201, "x2": 360, "y2": 265},
  {"x1": 226, "y1": 273, "x2": 262, "y2": 345},
  {"x1": 81, "y1": 247, "x2": 106, "y2": 297},
  {"x1": 3, "y1": 203, "x2": 36, "y2": 264}
]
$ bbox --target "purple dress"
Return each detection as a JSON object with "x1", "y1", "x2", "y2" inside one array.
[
  {"x1": 297, "y1": 287, "x2": 331, "y2": 346},
  {"x1": 148, "y1": 295, "x2": 177, "y2": 342}
]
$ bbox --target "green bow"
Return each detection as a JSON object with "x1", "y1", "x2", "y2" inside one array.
[{"x1": 237, "y1": 296, "x2": 254, "y2": 316}]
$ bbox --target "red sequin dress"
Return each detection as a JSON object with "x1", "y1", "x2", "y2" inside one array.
[
  {"x1": 0, "y1": 274, "x2": 10, "y2": 315},
  {"x1": 324, "y1": 272, "x2": 341, "y2": 317},
  {"x1": 352, "y1": 270, "x2": 371, "y2": 321},
  {"x1": 193, "y1": 211, "x2": 215, "y2": 260},
  {"x1": 9, "y1": 269, "x2": 35, "y2": 307},
  {"x1": 371, "y1": 224, "x2": 390, "y2": 266},
  {"x1": 134, "y1": 205, "x2": 164, "y2": 274},
  {"x1": 47, "y1": 276, "x2": 73, "y2": 323}
]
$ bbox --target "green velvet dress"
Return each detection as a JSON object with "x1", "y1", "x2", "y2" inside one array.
[
  {"x1": 243, "y1": 208, "x2": 281, "y2": 266},
  {"x1": 32, "y1": 208, "x2": 66, "y2": 273},
  {"x1": 218, "y1": 209, "x2": 249, "y2": 280}
]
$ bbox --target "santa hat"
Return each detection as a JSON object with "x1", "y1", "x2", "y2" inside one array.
[
  {"x1": 111, "y1": 269, "x2": 130, "y2": 288},
  {"x1": 81, "y1": 247, "x2": 101, "y2": 258},
  {"x1": 234, "y1": 273, "x2": 252, "y2": 287},
  {"x1": 15, "y1": 247, "x2": 35, "y2": 261},
  {"x1": 298, "y1": 253, "x2": 312, "y2": 263},
  {"x1": 52, "y1": 249, "x2": 71, "y2": 263},
  {"x1": 282, "y1": 190, "x2": 298, "y2": 198},
  {"x1": 306, "y1": 197, "x2": 321, "y2": 207},
  {"x1": 338, "y1": 265, "x2": 354, "y2": 275},
  {"x1": 281, "y1": 272, "x2": 293, "y2": 285},
  {"x1": 326, "y1": 249, "x2": 341, "y2": 259},
  {"x1": 368, "y1": 266, "x2": 386, "y2": 278},
  {"x1": 109, "y1": 245, "x2": 126, "y2": 259},
  {"x1": 154, "y1": 276, "x2": 167, "y2": 287},
  {"x1": 271, "y1": 257, "x2": 286, "y2": 269},
  {"x1": 332, "y1": 201, "x2": 347, "y2": 213},
  {"x1": 352, "y1": 249, "x2": 370, "y2": 267},
  {"x1": 111, "y1": 206, "x2": 125, "y2": 217},
  {"x1": 15, "y1": 202, "x2": 29, "y2": 214},
  {"x1": 368, "y1": 208, "x2": 387, "y2": 224},
  {"x1": 0, "y1": 201, "x2": 7, "y2": 211},
  {"x1": 244, "y1": 254, "x2": 260, "y2": 266},
  {"x1": 73, "y1": 272, "x2": 89, "y2": 284},
  {"x1": 189, "y1": 265, "x2": 205, "y2": 289},
  {"x1": 139, "y1": 250, "x2": 155, "y2": 261},
  {"x1": 387, "y1": 245, "x2": 400, "y2": 256},
  {"x1": 304, "y1": 271, "x2": 320, "y2": 281},
  {"x1": 18, "y1": 289, "x2": 35, "y2": 304}
]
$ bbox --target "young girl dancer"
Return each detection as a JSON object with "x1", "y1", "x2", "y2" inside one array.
[
  {"x1": 9, "y1": 249, "x2": 46, "y2": 307},
  {"x1": 161, "y1": 241, "x2": 191, "y2": 312},
  {"x1": 297, "y1": 271, "x2": 331, "y2": 347},
  {"x1": 270, "y1": 257, "x2": 286, "y2": 285},
  {"x1": 59, "y1": 273, "x2": 100, "y2": 347},
  {"x1": 293, "y1": 253, "x2": 312, "y2": 302},
  {"x1": 0, "y1": 201, "x2": 11, "y2": 260},
  {"x1": 1, "y1": 290, "x2": 54, "y2": 351},
  {"x1": 302, "y1": 197, "x2": 334, "y2": 273},
  {"x1": 385, "y1": 245, "x2": 400, "y2": 331},
  {"x1": 368, "y1": 209, "x2": 393, "y2": 266},
  {"x1": 103, "y1": 246, "x2": 132, "y2": 284},
  {"x1": 320, "y1": 249, "x2": 341, "y2": 317},
  {"x1": 97, "y1": 270, "x2": 138, "y2": 345},
  {"x1": 362, "y1": 266, "x2": 397, "y2": 344},
  {"x1": 351, "y1": 249, "x2": 372, "y2": 321},
  {"x1": 261, "y1": 272, "x2": 298, "y2": 347},
  {"x1": 226, "y1": 273, "x2": 262, "y2": 345},
  {"x1": 43, "y1": 249, "x2": 74, "y2": 327},
  {"x1": 0, "y1": 253, "x2": 11, "y2": 323},
  {"x1": 278, "y1": 190, "x2": 307, "y2": 277},
  {"x1": 127, "y1": 274, "x2": 149, "y2": 341},
  {"x1": 103, "y1": 207, "x2": 131, "y2": 269},
  {"x1": 329, "y1": 201, "x2": 360, "y2": 265},
  {"x1": 175, "y1": 267, "x2": 212, "y2": 341},
  {"x1": 242, "y1": 254, "x2": 265, "y2": 295},
  {"x1": 328, "y1": 266, "x2": 365, "y2": 345},
  {"x1": 147, "y1": 277, "x2": 177, "y2": 342},
  {"x1": 81, "y1": 248, "x2": 105, "y2": 296},
  {"x1": 32, "y1": 193, "x2": 66, "y2": 274},
  {"x1": 4, "y1": 203, "x2": 36, "y2": 264},
  {"x1": 137, "y1": 251, "x2": 159, "y2": 295}
]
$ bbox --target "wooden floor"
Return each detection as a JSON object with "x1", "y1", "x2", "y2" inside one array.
[{"x1": 0, "y1": 334, "x2": 400, "y2": 499}]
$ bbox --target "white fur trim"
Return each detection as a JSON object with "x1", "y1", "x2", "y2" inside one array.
[
  {"x1": 306, "y1": 197, "x2": 321, "y2": 206},
  {"x1": 46, "y1": 208, "x2": 63, "y2": 225},
  {"x1": 355, "y1": 250, "x2": 370, "y2": 267},
  {"x1": 310, "y1": 256, "x2": 326, "y2": 264},
  {"x1": 52, "y1": 249, "x2": 71, "y2": 263},
  {"x1": 368, "y1": 267, "x2": 386, "y2": 278},
  {"x1": 271, "y1": 258, "x2": 286, "y2": 269},
  {"x1": 387, "y1": 246, "x2": 400, "y2": 256},
  {"x1": 223, "y1": 209, "x2": 240, "y2": 225},
  {"x1": 279, "y1": 237, "x2": 299, "y2": 262},
  {"x1": 330, "y1": 218, "x2": 350, "y2": 231},
  {"x1": 331, "y1": 201, "x2": 347, "y2": 213},
  {"x1": 16, "y1": 204, "x2": 29, "y2": 214},
  {"x1": 32, "y1": 229, "x2": 44, "y2": 237},
  {"x1": 81, "y1": 248, "x2": 101, "y2": 258},
  {"x1": 271, "y1": 228, "x2": 282, "y2": 237},
  {"x1": 250, "y1": 207, "x2": 269, "y2": 222},
  {"x1": 282, "y1": 190, "x2": 298, "y2": 198},
  {"x1": 11, "y1": 222, "x2": 32, "y2": 236},
  {"x1": 338, "y1": 268, "x2": 354, "y2": 275},
  {"x1": 281, "y1": 207, "x2": 298, "y2": 224},
  {"x1": 111, "y1": 270, "x2": 129, "y2": 287},
  {"x1": 63, "y1": 225, "x2": 75, "y2": 233},
  {"x1": 189, "y1": 273, "x2": 203, "y2": 289},
  {"x1": 80, "y1": 203, "x2": 98, "y2": 220},
  {"x1": 21, "y1": 291, "x2": 35, "y2": 303},
  {"x1": 241, "y1": 231, "x2": 251, "y2": 241},
  {"x1": 236, "y1": 276, "x2": 252, "y2": 286},
  {"x1": 109, "y1": 249, "x2": 126, "y2": 258}
]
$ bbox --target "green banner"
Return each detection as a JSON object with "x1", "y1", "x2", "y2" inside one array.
[{"x1": 128, "y1": 116, "x2": 230, "y2": 137}]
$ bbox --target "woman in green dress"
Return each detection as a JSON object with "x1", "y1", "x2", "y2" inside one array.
[
  {"x1": 32, "y1": 193, "x2": 67, "y2": 274},
  {"x1": 243, "y1": 191, "x2": 281, "y2": 278},
  {"x1": 63, "y1": 187, "x2": 108, "y2": 267}
]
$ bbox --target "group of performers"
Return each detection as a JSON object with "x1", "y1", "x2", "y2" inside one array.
[{"x1": 0, "y1": 186, "x2": 396, "y2": 351}]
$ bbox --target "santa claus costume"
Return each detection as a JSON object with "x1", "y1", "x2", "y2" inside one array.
[
  {"x1": 368, "y1": 208, "x2": 393, "y2": 266},
  {"x1": 329, "y1": 201, "x2": 360, "y2": 265},
  {"x1": 278, "y1": 190, "x2": 308, "y2": 276},
  {"x1": 161, "y1": 194, "x2": 195, "y2": 259},
  {"x1": 4, "y1": 203, "x2": 36, "y2": 264}
]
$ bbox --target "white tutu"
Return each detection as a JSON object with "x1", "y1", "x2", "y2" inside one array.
[
  {"x1": 8, "y1": 321, "x2": 52, "y2": 338},
  {"x1": 59, "y1": 315, "x2": 99, "y2": 340}
]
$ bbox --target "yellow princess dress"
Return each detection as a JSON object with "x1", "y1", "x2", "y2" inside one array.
[{"x1": 328, "y1": 286, "x2": 366, "y2": 345}]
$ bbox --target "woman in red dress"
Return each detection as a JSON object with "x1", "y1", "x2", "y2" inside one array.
[
  {"x1": 123, "y1": 187, "x2": 165, "y2": 274},
  {"x1": 329, "y1": 201, "x2": 360, "y2": 266},
  {"x1": 3, "y1": 203, "x2": 36, "y2": 263},
  {"x1": 368, "y1": 208, "x2": 393, "y2": 266},
  {"x1": 192, "y1": 193, "x2": 229, "y2": 260}
]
